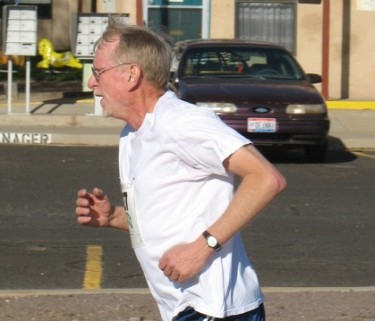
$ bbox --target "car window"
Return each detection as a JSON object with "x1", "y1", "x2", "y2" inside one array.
[{"x1": 178, "y1": 47, "x2": 305, "y2": 80}]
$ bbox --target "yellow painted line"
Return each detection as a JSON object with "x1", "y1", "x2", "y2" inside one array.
[
  {"x1": 351, "y1": 150, "x2": 375, "y2": 160},
  {"x1": 76, "y1": 98, "x2": 94, "y2": 103},
  {"x1": 327, "y1": 100, "x2": 375, "y2": 110},
  {"x1": 1, "y1": 99, "x2": 374, "y2": 109},
  {"x1": 0, "y1": 102, "x2": 40, "y2": 108},
  {"x1": 83, "y1": 245, "x2": 103, "y2": 290},
  {"x1": 0, "y1": 98, "x2": 94, "y2": 108}
]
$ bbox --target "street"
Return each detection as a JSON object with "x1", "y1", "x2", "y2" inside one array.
[{"x1": 0, "y1": 144, "x2": 374, "y2": 290}]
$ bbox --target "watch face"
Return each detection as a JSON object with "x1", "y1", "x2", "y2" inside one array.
[{"x1": 207, "y1": 235, "x2": 218, "y2": 247}]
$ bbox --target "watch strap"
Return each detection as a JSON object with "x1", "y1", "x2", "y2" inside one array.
[{"x1": 202, "y1": 230, "x2": 222, "y2": 251}]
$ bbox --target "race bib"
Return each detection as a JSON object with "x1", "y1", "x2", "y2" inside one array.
[{"x1": 121, "y1": 181, "x2": 144, "y2": 248}]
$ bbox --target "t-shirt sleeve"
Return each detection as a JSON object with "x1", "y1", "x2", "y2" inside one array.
[{"x1": 169, "y1": 108, "x2": 251, "y2": 176}]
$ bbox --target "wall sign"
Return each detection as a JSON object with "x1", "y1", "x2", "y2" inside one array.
[
  {"x1": 2, "y1": 5, "x2": 37, "y2": 56},
  {"x1": 74, "y1": 13, "x2": 129, "y2": 59},
  {"x1": 357, "y1": 0, "x2": 375, "y2": 11}
]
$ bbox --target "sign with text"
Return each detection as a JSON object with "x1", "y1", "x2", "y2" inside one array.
[
  {"x1": 0, "y1": 132, "x2": 52, "y2": 144},
  {"x1": 74, "y1": 13, "x2": 129, "y2": 59},
  {"x1": 2, "y1": 5, "x2": 37, "y2": 56}
]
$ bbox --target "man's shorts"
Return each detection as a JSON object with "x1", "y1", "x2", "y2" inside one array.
[{"x1": 173, "y1": 304, "x2": 265, "y2": 321}]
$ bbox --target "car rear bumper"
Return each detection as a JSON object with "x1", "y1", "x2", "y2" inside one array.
[
  {"x1": 221, "y1": 117, "x2": 330, "y2": 147},
  {"x1": 241, "y1": 133, "x2": 328, "y2": 146}
]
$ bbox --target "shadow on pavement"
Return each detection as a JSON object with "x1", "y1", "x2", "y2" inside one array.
[
  {"x1": 30, "y1": 92, "x2": 92, "y2": 114},
  {"x1": 258, "y1": 136, "x2": 357, "y2": 164}
]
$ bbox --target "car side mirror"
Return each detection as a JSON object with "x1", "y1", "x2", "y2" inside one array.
[{"x1": 307, "y1": 73, "x2": 322, "y2": 84}]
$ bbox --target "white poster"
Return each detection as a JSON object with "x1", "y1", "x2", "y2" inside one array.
[{"x1": 357, "y1": 0, "x2": 375, "y2": 11}]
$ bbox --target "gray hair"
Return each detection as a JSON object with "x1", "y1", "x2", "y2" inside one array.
[{"x1": 95, "y1": 18, "x2": 172, "y2": 89}]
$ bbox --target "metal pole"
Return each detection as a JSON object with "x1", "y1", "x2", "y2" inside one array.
[
  {"x1": 143, "y1": 0, "x2": 148, "y2": 26},
  {"x1": 26, "y1": 56, "x2": 31, "y2": 114},
  {"x1": 7, "y1": 59, "x2": 13, "y2": 114},
  {"x1": 136, "y1": 0, "x2": 143, "y2": 26},
  {"x1": 202, "y1": 0, "x2": 211, "y2": 39},
  {"x1": 322, "y1": 0, "x2": 330, "y2": 100}
]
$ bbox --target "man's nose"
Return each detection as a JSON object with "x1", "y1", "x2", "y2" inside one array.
[{"x1": 88, "y1": 74, "x2": 97, "y2": 89}]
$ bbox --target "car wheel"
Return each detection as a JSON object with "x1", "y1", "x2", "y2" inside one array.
[{"x1": 304, "y1": 142, "x2": 328, "y2": 163}]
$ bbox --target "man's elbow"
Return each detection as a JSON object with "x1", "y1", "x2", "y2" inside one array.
[{"x1": 269, "y1": 169, "x2": 287, "y2": 196}]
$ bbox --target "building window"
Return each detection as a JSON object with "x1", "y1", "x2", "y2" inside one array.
[
  {"x1": 235, "y1": 1, "x2": 296, "y2": 54},
  {"x1": 147, "y1": 0, "x2": 203, "y2": 43}
]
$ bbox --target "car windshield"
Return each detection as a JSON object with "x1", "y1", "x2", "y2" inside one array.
[{"x1": 178, "y1": 46, "x2": 305, "y2": 80}]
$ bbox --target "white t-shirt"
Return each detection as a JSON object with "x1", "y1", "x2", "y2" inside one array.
[{"x1": 119, "y1": 91, "x2": 263, "y2": 321}]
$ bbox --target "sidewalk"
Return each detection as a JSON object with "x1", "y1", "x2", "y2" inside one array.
[
  {"x1": 1, "y1": 95, "x2": 375, "y2": 149},
  {"x1": 1, "y1": 287, "x2": 374, "y2": 321},
  {"x1": 327, "y1": 100, "x2": 375, "y2": 150}
]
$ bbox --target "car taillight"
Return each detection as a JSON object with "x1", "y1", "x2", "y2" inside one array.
[
  {"x1": 196, "y1": 102, "x2": 237, "y2": 114},
  {"x1": 286, "y1": 104, "x2": 326, "y2": 114}
]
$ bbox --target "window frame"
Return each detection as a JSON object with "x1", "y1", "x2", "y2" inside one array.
[{"x1": 235, "y1": 1, "x2": 297, "y2": 54}]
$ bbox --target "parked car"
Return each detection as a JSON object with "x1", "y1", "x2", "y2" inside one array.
[{"x1": 168, "y1": 39, "x2": 330, "y2": 162}]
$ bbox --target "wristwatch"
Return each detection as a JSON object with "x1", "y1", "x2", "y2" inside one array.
[{"x1": 202, "y1": 230, "x2": 222, "y2": 251}]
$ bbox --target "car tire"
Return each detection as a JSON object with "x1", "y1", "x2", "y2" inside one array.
[{"x1": 304, "y1": 142, "x2": 328, "y2": 163}]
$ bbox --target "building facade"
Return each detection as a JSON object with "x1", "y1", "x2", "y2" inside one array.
[{"x1": 4, "y1": 0, "x2": 374, "y2": 100}]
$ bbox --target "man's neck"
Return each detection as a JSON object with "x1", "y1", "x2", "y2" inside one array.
[{"x1": 126, "y1": 86, "x2": 166, "y2": 130}]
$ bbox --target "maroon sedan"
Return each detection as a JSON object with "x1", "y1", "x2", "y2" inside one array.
[{"x1": 169, "y1": 39, "x2": 330, "y2": 162}]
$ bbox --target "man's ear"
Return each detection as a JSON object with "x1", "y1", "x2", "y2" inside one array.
[
  {"x1": 129, "y1": 64, "x2": 141, "y2": 82},
  {"x1": 127, "y1": 64, "x2": 142, "y2": 89}
]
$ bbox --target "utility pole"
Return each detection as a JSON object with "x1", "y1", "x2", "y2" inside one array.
[
  {"x1": 136, "y1": 0, "x2": 143, "y2": 26},
  {"x1": 322, "y1": 0, "x2": 330, "y2": 99}
]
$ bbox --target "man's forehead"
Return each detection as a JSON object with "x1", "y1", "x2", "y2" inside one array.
[
  {"x1": 99, "y1": 38, "x2": 119, "y2": 50},
  {"x1": 95, "y1": 39, "x2": 119, "y2": 58}
]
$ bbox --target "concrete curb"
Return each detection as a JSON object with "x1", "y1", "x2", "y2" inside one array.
[
  {"x1": 0, "y1": 286, "x2": 374, "y2": 298},
  {"x1": 1, "y1": 99, "x2": 375, "y2": 149},
  {"x1": 0, "y1": 113, "x2": 123, "y2": 128},
  {"x1": 78, "y1": 98, "x2": 375, "y2": 110},
  {"x1": 0, "y1": 288, "x2": 151, "y2": 298},
  {"x1": 2, "y1": 287, "x2": 374, "y2": 321}
]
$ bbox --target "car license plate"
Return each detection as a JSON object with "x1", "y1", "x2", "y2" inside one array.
[{"x1": 247, "y1": 118, "x2": 276, "y2": 133}]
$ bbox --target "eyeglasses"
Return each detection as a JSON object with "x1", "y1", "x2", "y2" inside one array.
[{"x1": 91, "y1": 62, "x2": 131, "y2": 80}]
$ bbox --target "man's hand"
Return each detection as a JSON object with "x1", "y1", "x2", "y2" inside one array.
[
  {"x1": 158, "y1": 237, "x2": 213, "y2": 283},
  {"x1": 75, "y1": 188, "x2": 113, "y2": 227}
]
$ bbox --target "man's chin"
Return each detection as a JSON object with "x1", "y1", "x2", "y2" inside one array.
[
  {"x1": 102, "y1": 110, "x2": 112, "y2": 117},
  {"x1": 99, "y1": 100, "x2": 111, "y2": 117}
]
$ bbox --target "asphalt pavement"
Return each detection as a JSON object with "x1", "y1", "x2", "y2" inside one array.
[{"x1": 0, "y1": 88, "x2": 374, "y2": 321}]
